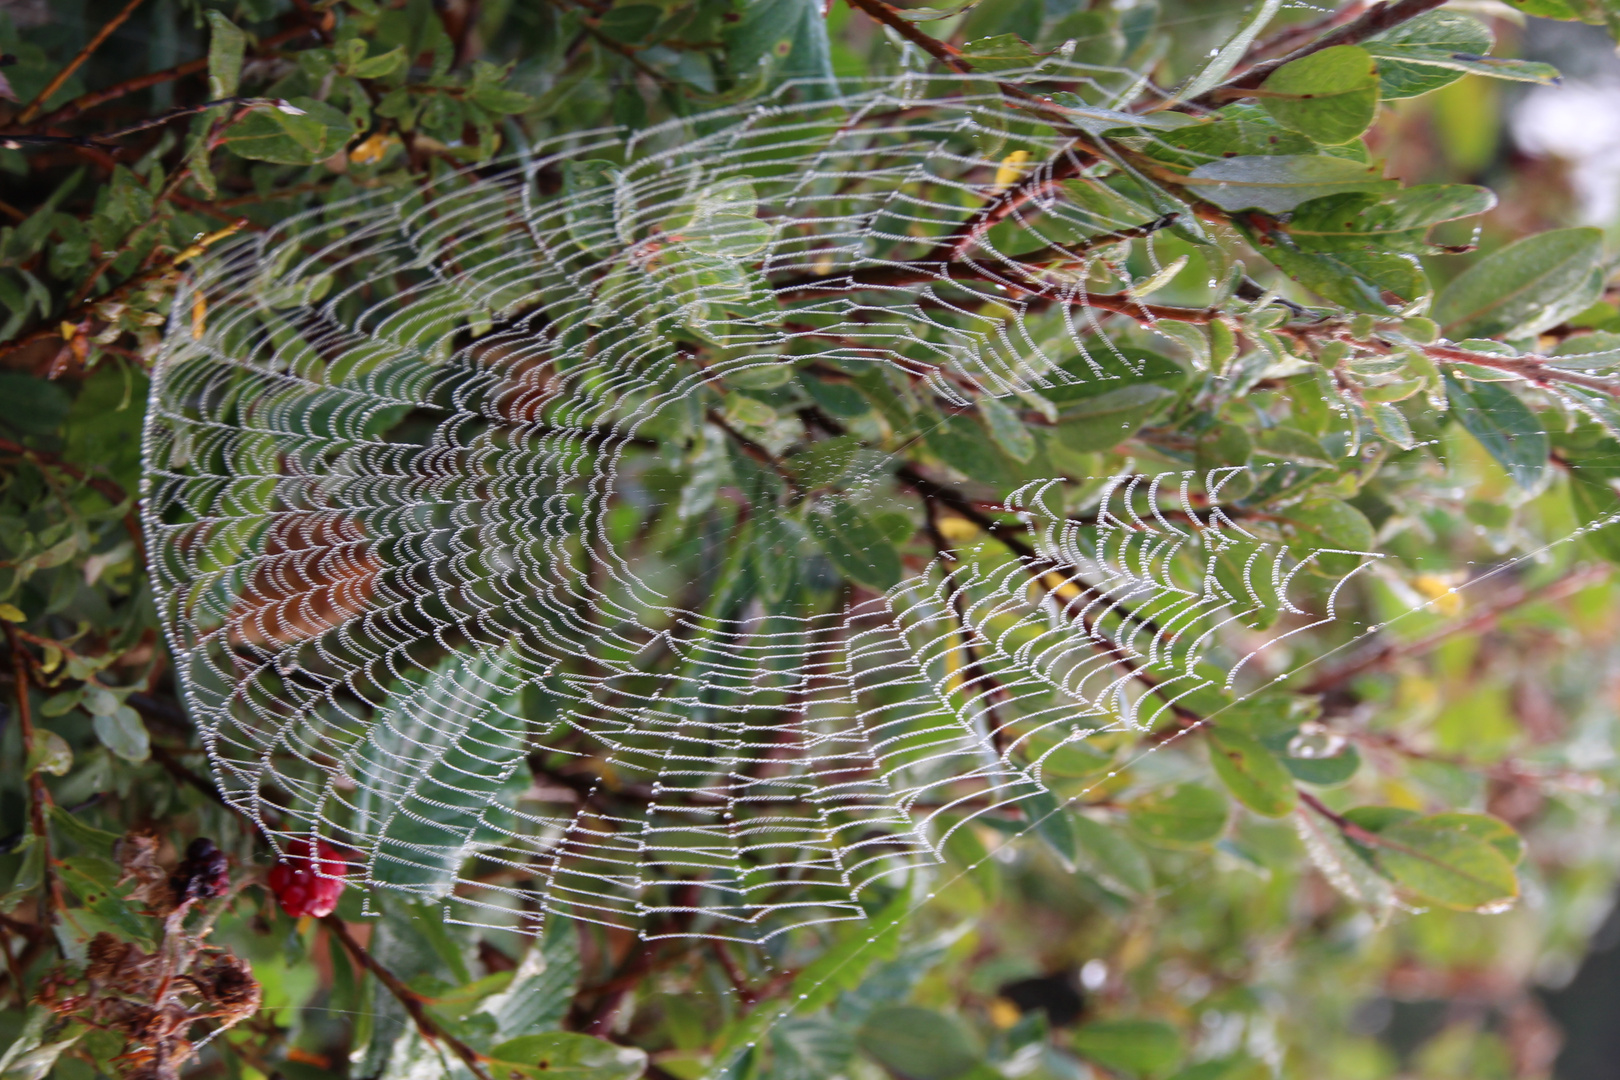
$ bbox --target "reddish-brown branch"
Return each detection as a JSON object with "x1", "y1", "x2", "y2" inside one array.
[
  {"x1": 30, "y1": 58, "x2": 209, "y2": 129},
  {"x1": 776, "y1": 260, "x2": 1217, "y2": 325},
  {"x1": 1423, "y1": 343, "x2": 1620, "y2": 400},
  {"x1": 844, "y1": 0, "x2": 971, "y2": 73},
  {"x1": 4, "y1": 626, "x2": 58, "y2": 933},
  {"x1": 0, "y1": 436, "x2": 146, "y2": 566},
  {"x1": 1187, "y1": 0, "x2": 1449, "y2": 106},
  {"x1": 17, "y1": 0, "x2": 149, "y2": 124},
  {"x1": 322, "y1": 915, "x2": 493, "y2": 1080},
  {"x1": 1240, "y1": 1, "x2": 1371, "y2": 67},
  {"x1": 1299, "y1": 563, "x2": 1611, "y2": 695}
]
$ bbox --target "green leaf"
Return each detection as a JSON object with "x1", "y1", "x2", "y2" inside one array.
[
  {"x1": 0, "y1": 373, "x2": 71, "y2": 437},
  {"x1": 224, "y1": 98, "x2": 354, "y2": 164},
  {"x1": 349, "y1": 44, "x2": 408, "y2": 80},
  {"x1": 203, "y1": 12, "x2": 246, "y2": 99},
  {"x1": 1022, "y1": 787, "x2": 1078, "y2": 866},
  {"x1": 1249, "y1": 235, "x2": 1426, "y2": 314},
  {"x1": 1296, "y1": 803, "x2": 1397, "y2": 913},
  {"x1": 1208, "y1": 730, "x2": 1297, "y2": 818},
  {"x1": 1267, "y1": 730, "x2": 1362, "y2": 786},
  {"x1": 978, "y1": 395, "x2": 1035, "y2": 462},
  {"x1": 353, "y1": 649, "x2": 531, "y2": 899},
  {"x1": 1425, "y1": 811, "x2": 1524, "y2": 866},
  {"x1": 1253, "y1": 426, "x2": 1336, "y2": 468},
  {"x1": 562, "y1": 160, "x2": 620, "y2": 253},
  {"x1": 488, "y1": 1034, "x2": 647, "y2": 1080},
  {"x1": 926, "y1": 415, "x2": 1015, "y2": 486},
  {"x1": 1284, "y1": 185, "x2": 1496, "y2": 253},
  {"x1": 1071, "y1": 813, "x2": 1154, "y2": 899},
  {"x1": 93, "y1": 705, "x2": 149, "y2": 762},
  {"x1": 1364, "y1": 12, "x2": 1560, "y2": 99},
  {"x1": 1073, "y1": 1019, "x2": 1184, "y2": 1077},
  {"x1": 677, "y1": 181, "x2": 773, "y2": 258},
  {"x1": 46, "y1": 805, "x2": 119, "y2": 857},
  {"x1": 25, "y1": 731, "x2": 71, "y2": 777},
  {"x1": 1183, "y1": 155, "x2": 1397, "y2": 215},
  {"x1": 1369, "y1": 815, "x2": 1520, "y2": 910},
  {"x1": 772, "y1": 1017, "x2": 856, "y2": 1080},
  {"x1": 785, "y1": 892, "x2": 908, "y2": 1012},
  {"x1": 479, "y1": 921, "x2": 581, "y2": 1039},
  {"x1": 1050, "y1": 385, "x2": 1177, "y2": 453},
  {"x1": 596, "y1": 4, "x2": 662, "y2": 42},
  {"x1": 856, "y1": 1006, "x2": 983, "y2": 1080},
  {"x1": 806, "y1": 498, "x2": 902, "y2": 591},
  {"x1": 1444, "y1": 375, "x2": 1549, "y2": 489},
  {"x1": 1177, "y1": 0, "x2": 1283, "y2": 103},
  {"x1": 1432, "y1": 227, "x2": 1606, "y2": 340},
  {"x1": 1126, "y1": 104, "x2": 1314, "y2": 170},
  {"x1": 1569, "y1": 467, "x2": 1620, "y2": 562},
  {"x1": 727, "y1": 0, "x2": 837, "y2": 99},
  {"x1": 0, "y1": 1009, "x2": 83, "y2": 1080},
  {"x1": 1128, "y1": 783, "x2": 1228, "y2": 848},
  {"x1": 1259, "y1": 45, "x2": 1380, "y2": 145},
  {"x1": 1280, "y1": 499, "x2": 1376, "y2": 576},
  {"x1": 957, "y1": 34, "x2": 1044, "y2": 73}
]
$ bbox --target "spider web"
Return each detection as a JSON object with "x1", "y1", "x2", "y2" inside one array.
[{"x1": 141, "y1": 60, "x2": 1613, "y2": 947}]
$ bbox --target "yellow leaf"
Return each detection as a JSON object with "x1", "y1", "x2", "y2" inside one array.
[
  {"x1": 0, "y1": 603, "x2": 24, "y2": 622},
  {"x1": 191, "y1": 292, "x2": 208, "y2": 340},
  {"x1": 349, "y1": 132, "x2": 399, "y2": 165},
  {"x1": 1414, "y1": 573, "x2": 1463, "y2": 617},
  {"x1": 993, "y1": 149, "x2": 1030, "y2": 192},
  {"x1": 988, "y1": 998, "x2": 1022, "y2": 1029}
]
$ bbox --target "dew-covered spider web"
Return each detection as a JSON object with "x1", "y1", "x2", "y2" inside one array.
[{"x1": 142, "y1": 59, "x2": 1620, "y2": 948}]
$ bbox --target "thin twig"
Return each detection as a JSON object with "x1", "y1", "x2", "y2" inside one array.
[
  {"x1": 0, "y1": 437, "x2": 145, "y2": 564},
  {"x1": 29, "y1": 58, "x2": 209, "y2": 129},
  {"x1": 4, "y1": 626, "x2": 58, "y2": 934},
  {"x1": 1186, "y1": 0, "x2": 1448, "y2": 108},
  {"x1": 1299, "y1": 563, "x2": 1611, "y2": 695},
  {"x1": 2, "y1": 98, "x2": 268, "y2": 150},
  {"x1": 321, "y1": 916, "x2": 494, "y2": 1080},
  {"x1": 17, "y1": 0, "x2": 149, "y2": 125}
]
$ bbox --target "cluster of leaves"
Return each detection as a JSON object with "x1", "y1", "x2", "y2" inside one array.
[{"x1": 5, "y1": 1, "x2": 1620, "y2": 1079}]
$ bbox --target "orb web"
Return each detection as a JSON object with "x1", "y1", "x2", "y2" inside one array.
[{"x1": 141, "y1": 62, "x2": 1615, "y2": 944}]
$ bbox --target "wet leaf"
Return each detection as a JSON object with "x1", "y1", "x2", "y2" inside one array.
[
  {"x1": 1208, "y1": 729, "x2": 1297, "y2": 818},
  {"x1": 1128, "y1": 783, "x2": 1228, "y2": 847},
  {"x1": 1184, "y1": 155, "x2": 1397, "y2": 215},
  {"x1": 1074, "y1": 1019, "x2": 1183, "y2": 1077},
  {"x1": 856, "y1": 1006, "x2": 982, "y2": 1080},
  {"x1": 1445, "y1": 375, "x2": 1549, "y2": 489},
  {"x1": 488, "y1": 1033, "x2": 647, "y2": 1080},
  {"x1": 1432, "y1": 227, "x2": 1605, "y2": 340},
  {"x1": 1259, "y1": 45, "x2": 1380, "y2": 145}
]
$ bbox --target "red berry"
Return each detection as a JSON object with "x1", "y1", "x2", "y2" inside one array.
[{"x1": 267, "y1": 838, "x2": 348, "y2": 918}]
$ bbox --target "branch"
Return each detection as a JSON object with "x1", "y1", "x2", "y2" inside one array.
[
  {"x1": 28, "y1": 58, "x2": 209, "y2": 129},
  {"x1": 2, "y1": 98, "x2": 274, "y2": 150},
  {"x1": 773, "y1": 214, "x2": 1182, "y2": 300},
  {"x1": 1422, "y1": 343, "x2": 1620, "y2": 400},
  {"x1": 775, "y1": 259, "x2": 1217, "y2": 325},
  {"x1": 1188, "y1": 0, "x2": 1448, "y2": 107},
  {"x1": 322, "y1": 915, "x2": 494, "y2": 1080},
  {"x1": 1299, "y1": 563, "x2": 1611, "y2": 695},
  {"x1": 841, "y1": 0, "x2": 1112, "y2": 157},
  {"x1": 0, "y1": 437, "x2": 146, "y2": 565},
  {"x1": 16, "y1": 0, "x2": 148, "y2": 125},
  {"x1": 4, "y1": 626, "x2": 58, "y2": 935},
  {"x1": 0, "y1": 217, "x2": 246, "y2": 373}
]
